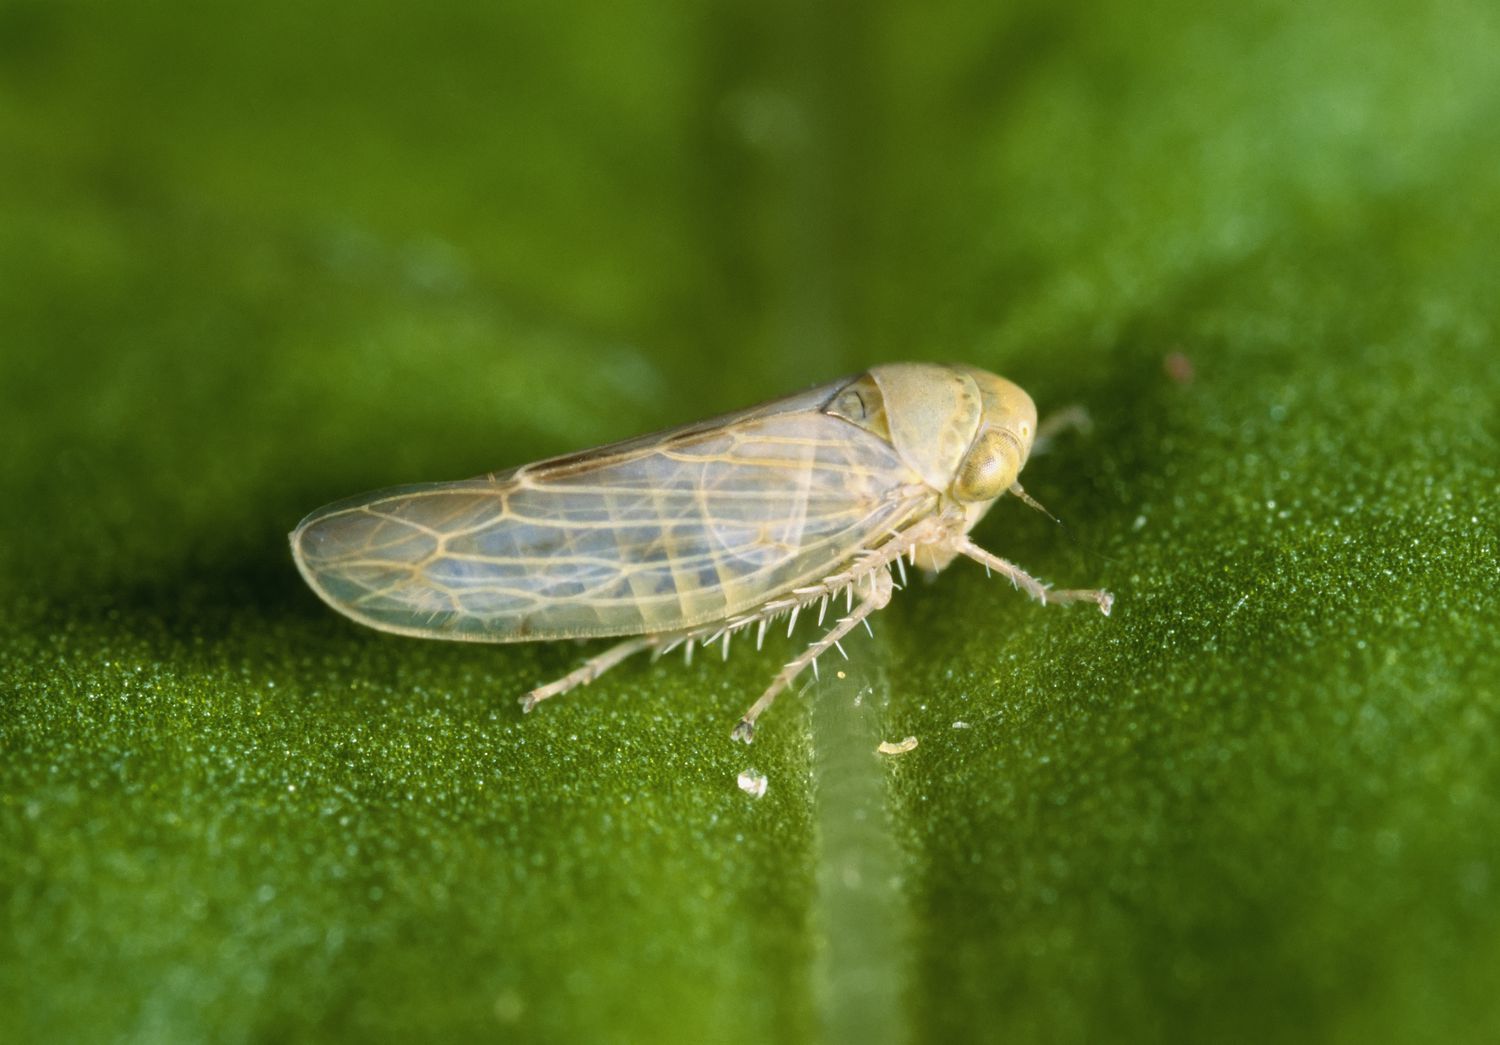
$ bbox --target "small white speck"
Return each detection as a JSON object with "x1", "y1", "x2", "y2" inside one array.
[
  {"x1": 877, "y1": 736, "x2": 919, "y2": 756},
  {"x1": 493, "y1": 989, "x2": 525, "y2": 1023},
  {"x1": 737, "y1": 768, "x2": 768, "y2": 799},
  {"x1": 1132, "y1": 515, "x2": 1148, "y2": 531},
  {"x1": 952, "y1": 721, "x2": 971, "y2": 730}
]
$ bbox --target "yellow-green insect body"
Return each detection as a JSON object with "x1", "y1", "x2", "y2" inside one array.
[{"x1": 291, "y1": 362, "x2": 1111, "y2": 741}]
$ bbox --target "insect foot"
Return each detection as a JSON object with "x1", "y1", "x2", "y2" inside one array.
[{"x1": 731, "y1": 719, "x2": 757, "y2": 744}]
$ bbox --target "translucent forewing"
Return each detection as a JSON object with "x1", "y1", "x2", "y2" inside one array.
[{"x1": 291, "y1": 380, "x2": 937, "y2": 642}]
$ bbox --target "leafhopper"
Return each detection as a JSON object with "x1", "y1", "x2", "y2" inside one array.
[{"x1": 291, "y1": 363, "x2": 1112, "y2": 742}]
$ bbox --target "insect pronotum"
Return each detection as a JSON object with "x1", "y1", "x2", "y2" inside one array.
[{"x1": 290, "y1": 362, "x2": 1113, "y2": 742}]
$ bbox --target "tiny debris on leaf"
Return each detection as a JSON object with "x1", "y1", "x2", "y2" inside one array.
[
  {"x1": 1163, "y1": 351, "x2": 1195, "y2": 385},
  {"x1": 876, "y1": 736, "x2": 919, "y2": 756},
  {"x1": 736, "y1": 768, "x2": 768, "y2": 798}
]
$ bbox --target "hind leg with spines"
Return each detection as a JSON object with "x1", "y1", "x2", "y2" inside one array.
[{"x1": 731, "y1": 568, "x2": 894, "y2": 744}]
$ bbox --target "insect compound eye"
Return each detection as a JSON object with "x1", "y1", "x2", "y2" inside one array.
[{"x1": 951, "y1": 428, "x2": 1022, "y2": 503}]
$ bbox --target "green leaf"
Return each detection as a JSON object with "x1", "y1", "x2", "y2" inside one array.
[{"x1": 3, "y1": 1, "x2": 1497, "y2": 1042}]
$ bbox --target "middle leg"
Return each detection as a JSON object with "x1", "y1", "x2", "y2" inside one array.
[{"x1": 519, "y1": 635, "x2": 658, "y2": 713}]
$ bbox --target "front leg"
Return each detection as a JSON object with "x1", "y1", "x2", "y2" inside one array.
[
  {"x1": 1031, "y1": 405, "x2": 1093, "y2": 455},
  {"x1": 954, "y1": 536, "x2": 1114, "y2": 615}
]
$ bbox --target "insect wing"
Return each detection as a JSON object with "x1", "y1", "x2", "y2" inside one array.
[{"x1": 292, "y1": 391, "x2": 932, "y2": 641}]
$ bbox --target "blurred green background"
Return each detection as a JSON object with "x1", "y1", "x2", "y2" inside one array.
[{"x1": 3, "y1": 1, "x2": 1498, "y2": 1042}]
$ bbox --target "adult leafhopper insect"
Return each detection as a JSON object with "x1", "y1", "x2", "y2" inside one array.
[{"x1": 291, "y1": 362, "x2": 1112, "y2": 741}]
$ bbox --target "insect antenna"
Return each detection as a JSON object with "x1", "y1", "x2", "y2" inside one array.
[
  {"x1": 1008, "y1": 482, "x2": 1061, "y2": 525},
  {"x1": 1009, "y1": 482, "x2": 1122, "y2": 567}
]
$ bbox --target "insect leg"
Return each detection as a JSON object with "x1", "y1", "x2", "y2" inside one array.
[
  {"x1": 1031, "y1": 405, "x2": 1093, "y2": 456},
  {"x1": 953, "y1": 537, "x2": 1114, "y2": 615},
  {"x1": 731, "y1": 569, "x2": 894, "y2": 744},
  {"x1": 520, "y1": 635, "x2": 657, "y2": 713}
]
